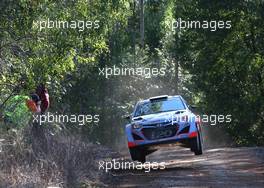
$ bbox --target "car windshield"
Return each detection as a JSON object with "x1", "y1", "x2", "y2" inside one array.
[{"x1": 134, "y1": 97, "x2": 185, "y2": 117}]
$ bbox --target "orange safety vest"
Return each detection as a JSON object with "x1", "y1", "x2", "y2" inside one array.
[{"x1": 26, "y1": 99, "x2": 38, "y2": 112}]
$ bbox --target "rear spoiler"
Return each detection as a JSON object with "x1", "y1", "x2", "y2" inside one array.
[{"x1": 149, "y1": 95, "x2": 168, "y2": 101}]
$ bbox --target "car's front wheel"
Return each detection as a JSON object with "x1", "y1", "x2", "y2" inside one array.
[
  {"x1": 129, "y1": 147, "x2": 146, "y2": 163},
  {"x1": 191, "y1": 131, "x2": 203, "y2": 155}
]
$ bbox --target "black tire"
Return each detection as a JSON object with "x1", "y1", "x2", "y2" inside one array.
[
  {"x1": 129, "y1": 147, "x2": 146, "y2": 163},
  {"x1": 191, "y1": 131, "x2": 203, "y2": 155}
]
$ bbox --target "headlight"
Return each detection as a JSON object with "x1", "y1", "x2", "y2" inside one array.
[{"x1": 132, "y1": 123, "x2": 142, "y2": 129}]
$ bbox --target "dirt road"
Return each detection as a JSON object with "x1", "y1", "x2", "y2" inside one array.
[{"x1": 112, "y1": 147, "x2": 264, "y2": 188}]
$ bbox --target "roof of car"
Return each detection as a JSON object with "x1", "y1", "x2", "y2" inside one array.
[{"x1": 139, "y1": 95, "x2": 182, "y2": 103}]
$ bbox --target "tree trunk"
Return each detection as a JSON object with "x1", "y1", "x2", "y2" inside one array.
[
  {"x1": 139, "y1": 0, "x2": 144, "y2": 48},
  {"x1": 174, "y1": 59, "x2": 179, "y2": 94}
]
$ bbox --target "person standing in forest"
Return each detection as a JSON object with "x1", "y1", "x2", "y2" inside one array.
[
  {"x1": 36, "y1": 83, "x2": 50, "y2": 113},
  {"x1": 31, "y1": 83, "x2": 50, "y2": 155},
  {"x1": 26, "y1": 93, "x2": 41, "y2": 113}
]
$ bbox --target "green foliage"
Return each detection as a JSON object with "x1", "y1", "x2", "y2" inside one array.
[
  {"x1": 0, "y1": 0, "x2": 263, "y2": 146},
  {"x1": 170, "y1": 0, "x2": 264, "y2": 145},
  {"x1": 3, "y1": 95, "x2": 31, "y2": 128}
]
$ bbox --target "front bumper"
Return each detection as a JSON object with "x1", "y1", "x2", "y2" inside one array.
[{"x1": 128, "y1": 131, "x2": 198, "y2": 148}]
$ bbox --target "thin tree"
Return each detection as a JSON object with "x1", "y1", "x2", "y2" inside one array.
[{"x1": 139, "y1": 0, "x2": 144, "y2": 48}]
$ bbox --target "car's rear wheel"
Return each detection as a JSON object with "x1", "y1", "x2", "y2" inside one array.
[
  {"x1": 191, "y1": 131, "x2": 203, "y2": 155},
  {"x1": 129, "y1": 147, "x2": 146, "y2": 163}
]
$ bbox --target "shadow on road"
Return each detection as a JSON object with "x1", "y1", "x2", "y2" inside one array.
[{"x1": 111, "y1": 147, "x2": 264, "y2": 188}]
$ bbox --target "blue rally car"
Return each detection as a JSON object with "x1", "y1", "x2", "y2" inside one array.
[{"x1": 125, "y1": 95, "x2": 203, "y2": 163}]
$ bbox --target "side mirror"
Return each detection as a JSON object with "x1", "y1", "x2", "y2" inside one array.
[
  {"x1": 189, "y1": 105, "x2": 197, "y2": 109},
  {"x1": 123, "y1": 114, "x2": 132, "y2": 121}
]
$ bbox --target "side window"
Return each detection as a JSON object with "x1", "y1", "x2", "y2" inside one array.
[{"x1": 133, "y1": 102, "x2": 143, "y2": 117}]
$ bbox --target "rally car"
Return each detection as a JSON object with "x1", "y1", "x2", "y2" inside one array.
[{"x1": 125, "y1": 95, "x2": 203, "y2": 163}]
